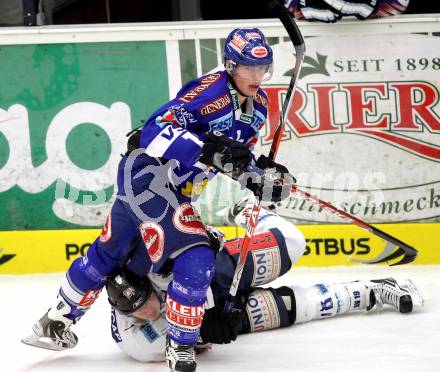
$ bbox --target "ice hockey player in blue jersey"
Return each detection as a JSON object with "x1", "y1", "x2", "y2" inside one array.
[{"x1": 22, "y1": 28, "x2": 296, "y2": 372}]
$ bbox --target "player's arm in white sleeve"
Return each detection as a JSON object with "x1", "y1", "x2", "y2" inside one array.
[{"x1": 139, "y1": 104, "x2": 207, "y2": 169}]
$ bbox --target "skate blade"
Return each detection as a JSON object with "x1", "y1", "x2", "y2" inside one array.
[
  {"x1": 400, "y1": 278, "x2": 424, "y2": 310},
  {"x1": 21, "y1": 332, "x2": 65, "y2": 351}
]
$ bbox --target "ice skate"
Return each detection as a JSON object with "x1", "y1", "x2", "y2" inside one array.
[
  {"x1": 367, "y1": 278, "x2": 424, "y2": 313},
  {"x1": 21, "y1": 299, "x2": 78, "y2": 351},
  {"x1": 166, "y1": 335, "x2": 197, "y2": 372}
]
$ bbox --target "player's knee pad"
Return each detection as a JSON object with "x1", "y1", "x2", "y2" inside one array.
[
  {"x1": 243, "y1": 286, "x2": 296, "y2": 334},
  {"x1": 292, "y1": 281, "x2": 371, "y2": 324},
  {"x1": 171, "y1": 245, "x2": 215, "y2": 303},
  {"x1": 167, "y1": 245, "x2": 215, "y2": 345}
]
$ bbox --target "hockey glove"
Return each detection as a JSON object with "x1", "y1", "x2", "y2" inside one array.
[
  {"x1": 375, "y1": 0, "x2": 409, "y2": 17},
  {"x1": 285, "y1": 0, "x2": 342, "y2": 22},
  {"x1": 200, "y1": 307, "x2": 243, "y2": 344},
  {"x1": 206, "y1": 225, "x2": 225, "y2": 253},
  {"x1": 199, "y1": 131, "x2": 252, "y2": 178},
  {"x1": 324, "y1": 0, "x2": 377, "y2": 19},
  {"x1": 285, "y1": 0, "x2": 377, "y2": 22},
  {"x1": 242, "y1": 155, "x2": 296, "y2": 203}
]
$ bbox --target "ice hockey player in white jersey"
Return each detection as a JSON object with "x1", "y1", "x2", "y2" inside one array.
[{"x1": 104, "y1": 197, "x2": 423, "y2": 364}]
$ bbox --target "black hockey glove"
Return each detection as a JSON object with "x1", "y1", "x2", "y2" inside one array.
[
  {"x1": 199, "y1": 131, "x2": 252, "y2": 178},
  {"x1": 241, "y1": 155, "x2": 296, "y2": 203},
  {"x1": 206, "y1": 225, "x2": 225, "y2": 253},
  {"x1": 200, "y1": 307, "x2": 243, "y2": 344}
]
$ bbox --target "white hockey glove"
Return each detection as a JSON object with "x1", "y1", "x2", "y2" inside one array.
[
  {"x1": 325, "y1": 0, "x2": 377, "y2": 19},
  {"x1": 285, "y1": 0, "x2": 378, "y2": 22},
  {"x1": 285, "y1": 0, "x2": 342, "y2": 22},
  {"x1": 22, "y1": 296, "x2": 78, "y2": 351}
]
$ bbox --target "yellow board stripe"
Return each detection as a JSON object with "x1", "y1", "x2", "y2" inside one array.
[{"x1": 0, "y1": 223, "x2": 438, "y2": 274}]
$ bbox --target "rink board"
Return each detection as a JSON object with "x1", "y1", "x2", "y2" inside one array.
[{"x1": 0, "y1": 223, "x2": 438, "y2": 274}]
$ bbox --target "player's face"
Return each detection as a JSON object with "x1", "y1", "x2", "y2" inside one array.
[
  {"x1": 132, "y1": 291, "x2": 161, "y2": 321},
  {"x1": 233, "y1": 64, "x2": 272, "y2": 96}
]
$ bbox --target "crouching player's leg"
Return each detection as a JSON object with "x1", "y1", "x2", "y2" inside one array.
[
  {"x1": 166, "y1": 244, "x2": 215, "y2": 372},
  {"x1": 22, "y1": 199, "x2": 139, "y2": 351}
]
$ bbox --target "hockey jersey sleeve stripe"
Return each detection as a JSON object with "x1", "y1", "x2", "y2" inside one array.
[
  {"x1": 144, "y1": 124, "x2": 204, "y2": 168},
  {"x1": 60, "y1": 273, "x2": 86, "y2": 305}
]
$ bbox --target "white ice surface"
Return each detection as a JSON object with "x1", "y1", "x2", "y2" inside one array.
[{"x1": 2, "y1": 265, "x2": 440, "y2": 372}]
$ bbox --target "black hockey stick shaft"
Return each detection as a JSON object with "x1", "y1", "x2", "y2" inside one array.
[
  {"x1": 224, "y1": 0, "x2": 305, "y2": 313},
  {"x1": 291, "y1": 186, "x2": 418, "y2": 265}
]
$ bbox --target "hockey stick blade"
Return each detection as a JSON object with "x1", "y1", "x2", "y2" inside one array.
[
  {"x1": 350, "y1": 244, "x2": 416, "y2": 266},
  {"x1": 291, "y1": 186, "x2": 418, "y2": 265}
]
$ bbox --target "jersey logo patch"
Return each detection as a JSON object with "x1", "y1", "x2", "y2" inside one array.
[
  {"x1": 110, "y1": 309, "x2": 122, "y2": 343},
  {"x1": 208, "y1": 111, "x2": 233, "y2": 132},
  {"x1": 140, "y1": 221, "x2": 165, "y2": 263},
  {"x1": 173, "y1": 203, "x2": 207, "y2": 237},
  {"x1": 99, "y1": 214, "x2": 112, "y2": 243},
  {"x1": 170, "y1": 104, "x2": 197, "y2": 126},
  {"x1": 246, "y1": 289, "x2": 280, "y2": 332},
  {"x1": 225, "y1": 231, "x2": 277, "y2": 255},
  {"x1": 79, "y1": 288, "x2": 102, "y2": 307},
  {"x1": 178, "y1": 73, "x2": 221, "y2": 103},
  {"x1": 250, "y1": 109, "x2": 266, "y2": 131},
  {"x1": 140, "y1": 323, "x2": 160, "y2": 343},
  {"x1": 255, "y1": 92, "x2": 268, "y2": 108},
  {"x1": 251, "y1": 246, "x2": 282, "y2": 286},
  {"x1": 166, "y1": 295, "x2": 205, "y2": 330},
  {"x1": 200, "y1": 93, "x2": 231, "y2": 116}
]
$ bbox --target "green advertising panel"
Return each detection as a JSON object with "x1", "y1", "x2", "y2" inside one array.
[
  {"x1": 0, "y1": 41, "x2": 169, "y2": 230},
  {"x1": 1, "y1": 23, "x2": 440, "y2": 232}
]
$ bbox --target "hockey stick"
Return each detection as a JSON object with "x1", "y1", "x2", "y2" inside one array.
[
  {"x1": 290, "y1": 186, "x2": 418, "y2": 265},
  {"x1": 224, "y1": 0, "x2": 305, "y2": 313}
]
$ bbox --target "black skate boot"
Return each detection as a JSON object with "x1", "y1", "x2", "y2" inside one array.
[{"x1": 166, "y1": 335, "x2": 197, "y2": 372}]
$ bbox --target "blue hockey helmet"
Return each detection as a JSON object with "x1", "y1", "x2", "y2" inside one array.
[{"x1": 224, "y1": 28, "x2": 273, "y2": 81}]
